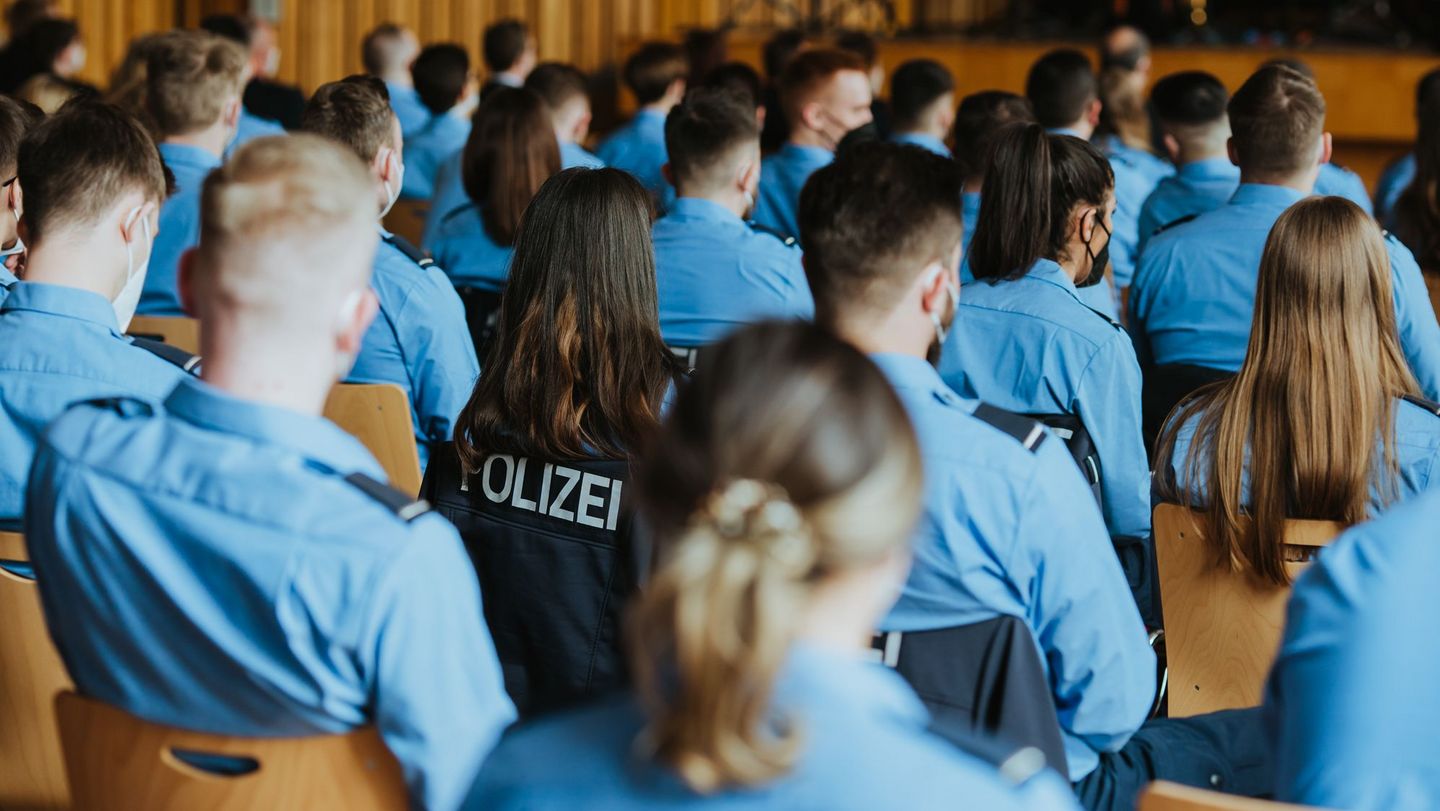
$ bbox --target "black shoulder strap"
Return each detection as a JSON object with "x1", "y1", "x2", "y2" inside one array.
[
  {"x1": 1403, "y1": 394, "x2": 1440, "y2": 416},
  {"x1": 343, "y1": 472, "x2": 431, "y2": 522},
  {"x1": 972, "y1": 403, "x2": 1047, "y2": 453},
  {"x1": 1151, "y1": 212, "x2": 1199, "y2": 238},
  {"x1": 130, "y1": 336, "x2": 202, "y2": 375},
  {"x1": 746, "y1": 220, "x2": 798, "y2": 248},
  {"x1": 383, "y1": 233, "x2": 435, "y2": 269},
  {"x1": 924, "y1": 718, "x2": 1053, "y2": 789}
]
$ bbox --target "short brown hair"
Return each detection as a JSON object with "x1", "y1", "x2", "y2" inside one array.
[
  {"x1": 0, "y1": 96, "x2": 41, "y2": 177},
  {"x1": 623, "y1": 42, "x2": 689, "y2": 106},
  {"x1": 301, "y1": 75, "x2": 397, "y2": 164},
  {"x1": 778, "y1": 48, "x2": 866, "y2": 125},
  {"x1": 1228, "y1": 64, "x2": 1325, "y2": 177},
  {"x1": 144, "y1": 30, "x2": 246, "y2": 138},
  {"x1": 18, "y1": 101, "x2": 166, "y2": 243}
]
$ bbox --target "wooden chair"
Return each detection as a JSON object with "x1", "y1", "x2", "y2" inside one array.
[
  {"x1": 1154, "y1": 504, "x2": 1342, "y2": 718},
  {"x1": 323, "y1": 383, "x2": 422, "y2": 495},
  {"x1": 0, "y1": 531, "x2": 73, "y2": 810},
  {"x1": 1138, "y1": 781, "x2": 1320, "y2": 810},
  {"x1": 127, "y1": 316, "x2": 201, "y2": 356},
  {"x1": 55, "y1": 692, "x2": 406, "y2": 811},
  {"x1": 382, "y1": 199, "x2": 429, "y2": 248}
]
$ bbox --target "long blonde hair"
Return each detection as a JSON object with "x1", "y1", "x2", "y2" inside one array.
[
  {"x1": 1156, "y1": 196, "x2": 1420, "y2": 585},
  {"x1": 629, "y1": 321, "x2": 922, "y2": 793}
]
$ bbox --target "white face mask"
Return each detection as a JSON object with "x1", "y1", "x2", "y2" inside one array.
[
  {"x1": 924, "y1": 263, "x2": 960, "y2": 368},
  {"x1": 379, "y1": 153, "x2": 404, "y2": 219},
  {"x1": 0, "y1": 209, "x2": 24, "y2": 264},
  {"x1": 113, "y1": 206, "x2": 151, "y2": 332}
]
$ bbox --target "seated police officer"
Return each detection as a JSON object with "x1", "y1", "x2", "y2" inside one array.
[
  {"x1": 422, "y1": 167, "x2": 683, "y2": 716},
  {"x1": 598, "y1": 41, "x2": 687, "y2": 208},
  {"x1": 0, "y1": 95, "x2": 39, "y2": 296},
  {"x1": 953, "y1": 90, "x2": 1035, "y2": 282},
  {"x1": 888, "y1": 58, "x2": 955, "y2": 158},
  {"x1": 0, "y1": 101, "x2": 184, "y2": 521},
  {"x1": 800, "y1": 142, "x2": 1267, "y2": 810},
  {"x1": 24, "y1": 134, "x2": 515, "y2": 811},
  {"x1": 1259, "y1": 59, "x2": 1372, "y2": 214},
  {"x1": 652, "y1": 88, "x2": 811, "y2": 354},
  {"x1": 1130, "y1": 64, "x2": 1440, "y2": 402},
  {"x1": 1136, "y1": 71, "x2": 1237, "y2": 255},
  {"x1": 400, "y1": 43, "x2": 474, "y2": 201},
  {"x1": 466, "y1": 320, "x2": 1082, "y2": 811},
  {"x1": 361, "y1": 22, "x2": 426, "y2": 137},
  {"x1": 137, "y1": 29, "x2": 245, "y2": 316},
  {"x1": 300, "y1": 76, "x2": 478, "y2": 470},
  {"x1": 1377, "y1": 68, "x2": 1440, "y2": 225}
]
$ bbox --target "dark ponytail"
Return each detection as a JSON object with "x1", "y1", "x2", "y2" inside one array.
[{"x1": 968, "y1": 123, "x2": 1114, "y2": 281}]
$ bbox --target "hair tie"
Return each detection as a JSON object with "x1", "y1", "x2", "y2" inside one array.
[{"x1": 698, "y1": 479, "x2": 816, "y2": 576}]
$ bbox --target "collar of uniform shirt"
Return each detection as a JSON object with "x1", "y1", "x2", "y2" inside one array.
[
  {"x1": 1, "y1": 280, "x2": 122, "y2": 333},
  {"x1": 868, "y1": 351, "x2": 950, "y2": 393},
  {"x1": 771, "y1": 643, "x2": 931, "y2": 728},
  {"x1": 1177, "y1": 156, "x2": 1239, "y2": 182},
  {"x1": 1229, "y1": 182, "x2": 1307, "y2": 208},
  {"x1": 667, "y1": 196, "x2": 743, "y2": 224},
  {"x1": 158, "y1": 141, "x2": 223, "y2": 171},
  {"x1": 164, "y1": 376, "x2": 388, "y2": 480},
  {"x1": 1021, "y1": 257, "x2": 1084, "y2": 296}
]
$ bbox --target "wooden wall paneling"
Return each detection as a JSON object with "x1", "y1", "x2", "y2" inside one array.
[{"x1": 53, "y1": 0, "x2": 175, "y2": 89}]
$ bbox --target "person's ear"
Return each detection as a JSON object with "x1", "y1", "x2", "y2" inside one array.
[
  {"x1": 1162, "y1": 133, "x2": 1181, "y2": 164},
  {"x1": 573, "y1": 109, "x2": 592, "y2": 142},
  {"x1": 338, "y1": 288, "x2": 380, "y2": 356},
  {"x1": 1319, "y1": 132, "x2": 1333, "y2": 166},
  {"x1": 919, "y1": 263, "x2": 948, "y2": 316},
  {"x1": 120, "y1": 201, "x2": 157, "y2": 244},
  {"x1": 224, "y1": 95, "x2": 241, "y2": 129},
  {"x1": 801, "y1": 100, "x2": 823, "y2": 132},
  {"x1": 755, "y1": 105, "x2": 767, "y2": 130},
  {"x1": 1077, "y1": 206, "x2": 1096, "y2": 244},
  {"x1": 375, "y1": 146, "x2": 399, "y2": 185},
  {"x1": 177, "y1": 248, "x2": 199, "y2": 318},
  {"x1": 738, "y1": 159, "x2": 760, "y2": 196},
  {"x1": 1226, "y1": 136, "x2": 1239, "y2": 167},
  {"x1": 1086, "y1": 98, "x2": 1102, "y2": 128},
  {"x1": 9, "y1": 178, "x2": 23, "y2": 220}
]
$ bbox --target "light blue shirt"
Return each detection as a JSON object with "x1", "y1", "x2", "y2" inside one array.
[
  {"x1": 141, "y1": 142, "x2": 222, "y2": 316},
  {"x1": 561, "y1": 140, "x2": 605, "y2": 169},
  {"x1": 1129, "y1": 182, "x2": 1440, "y2": 401},
  {"x1": 24, "y1": 376, "x2": 516, "y2": 811},
  {"x1": 1376, "y1": 152, "x2": 1417, "y2": 224},
  {"x1": 347, "y1": 234, "x2": 479, "y2": 469},
  {"x1": 1265, "y1": 487, "x2": 1440, "y2": 810},
  {"x1": 943, "y1": 259, "x2": 1149, "y2": 540},
  {"x1": 892, "y1": 131, "x2": 951, "y2": 157},
  {"x1": 1093, "y1": 133, "x2": 1174, "y2": 290},
  {"x1": 428, "y1": 203, "x2": 515, "y2": 290},
  {"x1": 386, "y1": 81, "x2": 430, "y2": 138},
  {"x1": 652, "y1": 197, "x2": 812, "y2": 347},
  {"x1": 226, "y1": 109, "x2": 285, "y2": 158},
  {"x1": 1314, "y1": 162, "x2": 1373, "y2": 215},
  {"x1": 0, "y1": 263, "x2": 16, "y2": 304},
  {"x1": 871, "y1": 353, "x2": 1154, "y2": 781},
  {"x1": 753, "y1": 143, "x2": 834, "y2": 242},
  {"x1": 1136, "y1": 157, "x2": 1240, "y2": 256},
  {"x1": 0, "y1": 282, "x2": 184, "y2": 519},
  {"x1": 465, "y1": 644, "x2": 1082, "y2": 810},
  {"x1": 598, "y1": 108, "x2": 670, "y2": 203},
  {"x1": 960, "y1": 190, "x2": 981, "y2": 283},
  {"x1": 1161, "y1": 396, "x2": 1440, "y2": 512},
  {"x1": 402, "y1": 112, "x2": 470, "y2": 200}
]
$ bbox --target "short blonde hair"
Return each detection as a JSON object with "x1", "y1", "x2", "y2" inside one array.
[{"x1": 145, "y1": 30, "x2": 247, "y2": 137}]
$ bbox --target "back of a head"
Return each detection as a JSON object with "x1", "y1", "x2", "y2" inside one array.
[
  {"x1": 458, "y1": 167, "x2": 671, "y2": 464},
  {"x1": 15, "y1": 16, "x2": 76, "y2": 73},
  {"x1": 630, "y1": 319, "x2": 922, "y2": 793},
  {"x1": 1100, "y1": 24, "x2": 1150, "y2": 72},
  {"x1": 411, "y1": 43, "x2": 470, "y2": 116},
  {"x1": 5, "y1": 0, "x2": 55, "y2": 39},
  {"x1": 799, "y1": 142, "x2": 963, "y2": 329},
  {"x1": 0, "y1": 94, "x2": 39, "y2": 177},
  {"x1": 524, "y1": 61, "x2": 588, "y2": 114},
  {"x1": 834, "y1": 30, "x2": 877, "y2": 69},
  {"x1": 1228, "y1": 64, "x2": 1325, "y2": 179},
  {"x1": 890, "y1": 59, "x2": 954, "y2": 132},
  {"x1": 361, "y1": 23, "x2": 415, "y2": 77},
  {"x1": 1395, "y1": 70, "x2": 1440, "y2": 272},
  {"x1": 483, "y1": 18, "x2": 528, "y2": 74},
  {"x1": 144, "y1": 30, "x2": 246, "y2": 139},
  {"x1": 683, "y1": 27, "x2": 727, "y2": 86},
  {"x1": 301, "y1": 75, "x2": 396, "y2": 165},
  {"x1": 702, "y1": 61, "x2": 763, "y2": 111},
  {"x1": 967, "y1": 123, "x2": 1112, "y2": 282},
  {"x1": 198, "y1": 14, "x2": 251, "y2": 48},
  {"x1": 624, "y1": 41, "x2": 688, "y2": 105},
  {"x1": 19, "y1": 101, "x2": 165, "y2": 245},
  {"x1": 778, "y1": 48, "x2": 866, "y2": 126},
  {"x1": 952, "y1": 90, "x2": 1035, "y2": 180},
  {"x1": 460, "y1": 87, "x2": 560, "y2": 246},
  {"x1": 665, "y1": 87, "x2": 758, "y2": 193},
  {"x1": 1416, "y1": 67, "x2": 1440, "y2": 119},
  {"x1": 1025, "y1": 48, "x2": 1096, "y2": 130},
  {"x1": 1151, "y1": 70, "x2": 1228, "y2": 130},
  {"x1": 194, "y1": 134, "x2": 377, "y2": 327},
  {"x1": 762, "y1": 28, "x2": 807, "y2": 80},
  {"x1": 105, "y1": 31, "x2": 166, "y2": 117}
]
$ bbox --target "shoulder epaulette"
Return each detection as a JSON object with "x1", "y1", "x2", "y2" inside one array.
[
  {"x1": 382, "y1": 233, "x2": 435, "y2": 269},
  {"x1": 83, "y1": 395, "x2": 154, "y2": 418},
  {"x1": 1403, "y1": 394, "x2": 1440, "y2": 416},
  {"x1": 746, "y1": 220, "x2": 798, "y2": 248},
  {"x1": 1152, "y1": 212, "x2": 1199, "y2": 238},
  {"x1": 972, "y1": 403, "x2": 1047, "y2": 452},
  {"x1": 344, "y1": 472, "x2": 431, "y2": 522},
  {"x1": 130, "y1": 336, "x2": 202, "y2": 375}
]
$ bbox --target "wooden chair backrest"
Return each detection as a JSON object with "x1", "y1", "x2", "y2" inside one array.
[
  {"x1": 127, "y1": 316, "x2": 201, "y2": 356},
  {"x1": 0, "y1": 531, "x2": 73, "y2": 809},
  {"x1": 323, "y1": 383, "x2": 422, "y2": 495},
  {"x1": 55, "y1": 692, "x2": 407, "y2": 811},
  {"x1": 382, "y1": 199, "x2": 429, "y2": 247},
  {"x1": 1154, "y1": 504, "x2": 1342, "y2": 717},
  {"x1": 1139, "y1": 781, "x2": 1321, "y2": 810}
]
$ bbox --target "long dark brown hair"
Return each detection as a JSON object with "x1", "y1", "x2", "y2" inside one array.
[
  {"x1": 1392, "y1": 69, "x2": 1440, "y2": 273},
  {"x1": 461, "y1": 86, "x2": 560, "y2": 246},
  {"x1": 455, "y1": 168, "x2": 679, "y2": 466}
]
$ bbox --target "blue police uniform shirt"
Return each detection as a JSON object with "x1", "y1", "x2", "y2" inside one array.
[
  {"x1": 347, "y1": 232, "x2": 479, "y2": 470},
  {"x1": 465, "y1": 644, "x2": 1082, "y2": 810},
  {"x1": 891, "y1": 131, "x2": 951, "y2": 157},
  {"x1": 1130, "y1": 182, "x2": 1440, "y2": 401},
  {"x1": 561, "y1": 139, "x2": 605, "y2": 169},
  {"x1": 1136, "y1": 157, "x2": 1240, "y2": 255},
  {"x1": 959, "y1": 191, "x2": 982, "y2": 283},
  {"x1": 0, "y1": 263, "x2": 16, "y2": 304},
  {"x1": 652, "y1": 197, "x2": 813, "y2": 347},
  {"x1": 1313, "y1": 162, "x2": 1373, "y2": 214},
  {"x1": 942, "y1": 259, "x2": 1150, "y2": 541},
  {"x1": 402, "y1": 112, "x2": 469, "y2": 200},
  {"x1": 429, "y1": 203, "x2": 515, "y2": 291},
  {"x1": 1265, "y1": 488, "x2": 1440, "y2": 810},
  {"x1": 1376, "y1": 152, "x2": 1417, "y2": 224},
  {"x1": 598, "y1": 108, "x2": 670, "y2": 202},
  {"x1": 871, "y1": 353, "x2": 1154, "y2": 781},
  {"x1": 226, "y1": 109, "x2": 285, "y2": 158},
  {"x1": 24, "y1": 375, "x2": 516, "y2": 811},
  {"x1": 753, "y1": 143, "x2": 834, "y2": 242},
  {"x1": 386, "y1": 81, "x2": 430, "y2": 138},
  {"x1": 1093, "y1": 133, "x2": 1173, "y2": 290},
  {"x1": 1161, "y1": 396, "x2": 1440, "y2": 511},
  {"x1": 0, "y1": 282, "x2": 185, "y2": 519},
  {"x1": 141, "y1": 142, "x2": 222, "y2": 316}
]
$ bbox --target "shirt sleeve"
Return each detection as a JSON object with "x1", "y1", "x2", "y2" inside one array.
[
  {"x1": 1386, "y1": 237, "x2": 1440, "y2": 402},
  {"x1": 392, "y1": 272, "x2": 480, "y2": 455},
  {"x1": 365, "y1": 518, "x2": 517, "y2": 811},
  {"x1": 1074, "y1": 335, "x2": 1151, "y2": 540},
  {"x1": 1126, "y1": 243, "x2": 1163, "y2": 371}
]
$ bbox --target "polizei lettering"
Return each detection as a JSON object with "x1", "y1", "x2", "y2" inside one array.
[{"x1": 466, "y1": 454, "x2": 623, "y2": 531}]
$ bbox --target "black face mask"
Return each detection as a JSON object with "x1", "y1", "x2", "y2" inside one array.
[{"x1": 1078, "y1": 214, "x2": 1111, "y2": 288}]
